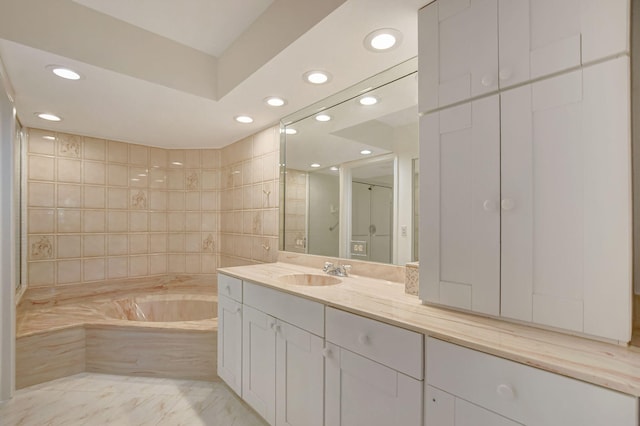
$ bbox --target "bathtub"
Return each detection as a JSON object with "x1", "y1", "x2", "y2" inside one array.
[{"x1": 17, "y1": 286, "x2": 218, "y2": 388}]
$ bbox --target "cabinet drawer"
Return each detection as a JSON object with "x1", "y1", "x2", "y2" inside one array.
[
  {"x1": 326, "y1": 307, "x2": 423, "y2": 380},
  {"x1": 218, "y1": 273, "x2": 242, "y2": 302},
  {"x1": 243, "y1": 282, "x2": 324, "y2": 337},
  {"x1": 426, "y1": 338, "x2": 638, "y2": 426}
]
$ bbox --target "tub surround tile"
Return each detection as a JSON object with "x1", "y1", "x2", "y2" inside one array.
[
  {"x1": 56, "y1": 158, "x2": 82, "y2": 183},
  {"x1": 83, "y1": 137, "x2": 106, "y2": 161}
]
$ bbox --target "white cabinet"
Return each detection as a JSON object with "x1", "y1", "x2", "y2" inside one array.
[
  {"x1": 420, "y1": 55, "x2": 632, "y2": 341},
  {"x1": 420, "y1": 95, "x2": 501, "y2": 315},
  {"x1": 425, "y1": 337, "x2": 638, "y2": 426},
  {"x1": 324, "y1": 307, "x2": 423, "y2": 426},
  {"x1": 419, "y1": 0, "x2": 630, "y2": 112},
  {"x1": 242, "y1": 282, "x2": 325, "y2": 426},
  {"x1": 217, "y1": 273, "x2": 243, "y2": 396},
  {"x1": 217, "y1": 293, "x2": 243, "y2": 395},
  {"x1": 242, "y1": 304, "x2": 277, "y2": 425}
]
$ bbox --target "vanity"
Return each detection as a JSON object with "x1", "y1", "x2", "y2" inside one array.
[{"x1": 217, "y1": 258, "x2": 640, "y2": 426}]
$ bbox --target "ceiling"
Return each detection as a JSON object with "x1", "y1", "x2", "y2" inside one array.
[{"x1": 0, "y1": 0, "x2": 430, "y2": 149}]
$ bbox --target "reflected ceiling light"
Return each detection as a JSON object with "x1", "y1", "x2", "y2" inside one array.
[
  {"x1": 285, "y1": 128, "x2": 297, "y2": 135},
  {"x1": 171, "y1": 161, "x2": 183, "y2": 166},
  {"x1": 47, "y1": 65, "x2": 82, "y2": 80},
  {"x1": 360, "y1": 149, "x2": 373, "y2": 155},
  {"x1": 304, "y1": 70, "x2": 331, "y2": 85},
  {"x1": 359, "y1": 96, "x2": 378, "y2": 106},
  {"x1": 235, "y1": 115, "x2": 254, "y2": 124},
  {"x1": 42, "y1": 135, "x2": 56, "y2": 140},
  {"x1": 36, "y1": 113, "x2": 62, "y2": 122},
  {"x1": 315, "y1": 114, "x2": 331, "y2": 122},
  {"x1": 330, "y1": 166, "x2": 339, "y2": 171},
  {"x1": 265, "y1": 96, "x2": 286, "y2": 107},
  {"x1": 310, "y1": 163, "x2": 321, "y2": 168},
  {"x1": 364, "y1": 28, "x2": 402, "y2": 52}
]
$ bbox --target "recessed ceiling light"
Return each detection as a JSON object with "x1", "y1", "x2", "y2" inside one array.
[
  {"x1": 315, "y1": 114, "x2": 331, "y2": 122},
  {"x1": 36, "y1": 113, "x2": 62, "y2": 122},
  {"x1": 360, "y1": 149, "x2": 373, "y2": 155},
  {"x1": 265, "y1": 97, "x2": 286, "y2": 107},
  {"x1": 310, "y1": 163, "x2": 321, "y2": 168},
  {"x1": 235, "y1": 115, "x2": 254, "y2": 124},
  {"x1": 359, "y1": 96, "x2": 378, "y2": 106},
  {"x1": 42, "y1": 135, "x2": 56, "y2": 140},
  {"x1": 330, "y1": 166, "x2": 339, "y2": 171},
  {"x1": 285, "y1": 128, "x2": 297, "y2": 135},
  {"x1": 304, "y1": 70, "x2": 331, "y2": 85},
  {"x1": 47, "y1": 65, "x2": 82, "y2": 80},
  {"x1": 364, "y1": 28, "x2": 402, "y2": 52}
]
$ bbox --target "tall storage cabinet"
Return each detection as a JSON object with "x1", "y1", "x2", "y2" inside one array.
[{"x1": 419, "y1": 0, "x2": 633, "y2": 342}]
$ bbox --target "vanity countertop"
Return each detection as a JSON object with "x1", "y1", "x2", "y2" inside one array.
[{"x1": 218, "y1": 261, "x2": 640, "y2": 397}]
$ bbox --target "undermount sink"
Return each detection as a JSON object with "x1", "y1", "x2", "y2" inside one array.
[{"x1": 278, "y1": 273, "x2": 342, "y2": 286}]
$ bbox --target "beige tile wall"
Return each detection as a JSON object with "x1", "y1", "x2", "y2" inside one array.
[
  {"x1": 283, "y1": 169, "x2": 307, "y2": 254},
  {"x1": 26, "y1": 128, "x2": 221, "y2": 288},
  {"x1": 218, "y1": 126, "x2": 280, "y2": 268}
]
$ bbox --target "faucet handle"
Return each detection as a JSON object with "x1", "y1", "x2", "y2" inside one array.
[
  {"x1": 323, "y1": 262, "x2": 334, "y2": 272},
  {"x1": 341, "y1": 264, "x2": 351, "y2": 276}
]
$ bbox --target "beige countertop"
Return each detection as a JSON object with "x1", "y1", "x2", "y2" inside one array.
[{"x1": 218, "y1": 261, "x2": 640, "y2": 397}]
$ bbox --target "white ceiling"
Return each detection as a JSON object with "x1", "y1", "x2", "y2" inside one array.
[
  {"x1": 0, "y1": 0, "x2": 431, "y2": 149},
  {"x1": 72, "y1": 0, "x2": 274, "y2": 56}
]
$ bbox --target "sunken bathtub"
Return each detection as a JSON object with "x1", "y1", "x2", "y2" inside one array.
[{"x1": 16, "y1": 286, "x2": 218, "y2": 389}]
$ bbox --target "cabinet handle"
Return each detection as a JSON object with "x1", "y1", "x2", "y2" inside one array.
[
  {"x1": 357, "y1": 334, "x2": 370, "y2": 345},
  {"x1": 501, "y1": 199, "x2": 515, "y2": 211},
  {"x1": 269, "y1": 321, "x2": 276, "y2": 330},
  {"x1": 483, "y1": 200, "x2": 495, "y2": 212},
  {"x1": 496, "y1": 384, "x2": 516, "y2": 400},
  {"x1": 481, "y1": 74, "x2": 494, "y2": 87},
  {"x1": 322, "y1": 348, "x2": 332, "y2": 358},
  {"x1": 274, "y1": 324, "x2": 281, "y2": 334},
  {"x1": 233, "y1": 307, "x2": 241, "y2": 314},
  {"x1": 225, "y1": 285, "x2": 231, "y2": 294},
  {"x1": 499, "y1": 68, "x2": 512, "y2": 81}
]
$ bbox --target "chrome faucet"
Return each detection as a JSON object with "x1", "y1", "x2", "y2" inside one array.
[{"x1": 322, "y1": 262, "x2": 351, "y2": 277}]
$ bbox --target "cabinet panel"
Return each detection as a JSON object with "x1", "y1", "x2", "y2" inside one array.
[
  {"x1": 426, "y1": 386, "x2": 522, "y2": 426},
  {"x1": 500, "y1": 57, "x2": 632, "y2": 341},
  {"x1": 418, "y1": 0, "x2": 498, "y2": 112},
  {"x1": 420, "y1": 95, "x2": 500, "y2": 315},
  {"x1": 242, "y1": 305, "x2": 276, "y2": 425},
  {"x1": 217, "y1": 295, "x2": 242, "y2": 396},
  {"x1": 325, "y1": 343, "x2": 422, "y2": 426},
  {"x1": 243, "y1": 281, "x2": 324, "y2": 337},
  {"x1": 426, "y1": 337, "x2": 638, "y2": 425},
  {"x1": 325, "y1": 307, "x2": 423, "y2": 380},
  {"x1": 218, "y1": 273, "x2": 242, "y2": 302},
  {"x1": 276, "y1": 321, "x2": 324, "y2": 426}
]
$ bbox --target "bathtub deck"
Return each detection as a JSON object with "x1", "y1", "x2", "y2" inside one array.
[{"x1": 16, "y1": 275, "x2": 217, "y2": 388}]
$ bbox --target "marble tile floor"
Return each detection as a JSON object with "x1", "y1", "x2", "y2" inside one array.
[{"x1": 0, "y1": 373, "x2": 267, "y2": 426}]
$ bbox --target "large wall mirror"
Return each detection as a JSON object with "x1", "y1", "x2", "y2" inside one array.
[{"x1": 280, "y1": 58, "x2": 418, "y2": 265}]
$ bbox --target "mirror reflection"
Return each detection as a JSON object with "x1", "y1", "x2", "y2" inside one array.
[{"x1": 281, "y1": 61, "x2": 418, "y2": 265}]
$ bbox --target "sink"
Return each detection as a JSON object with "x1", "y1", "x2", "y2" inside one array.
[{"x1": 278, "y1": 273, "x2": 342, "y2": 286}]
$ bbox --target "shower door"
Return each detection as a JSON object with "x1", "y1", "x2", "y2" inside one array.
[{"x1": 351, "y1": 182, "x2": 392, "y2": 263}]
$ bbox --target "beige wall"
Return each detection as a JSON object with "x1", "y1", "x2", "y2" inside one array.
[
  {"x1": 218, "y1": 127, "x2": 280, "y2": 267},
  {"x1": 24, "y1": 124, "x2": 280, "y2": 291}
]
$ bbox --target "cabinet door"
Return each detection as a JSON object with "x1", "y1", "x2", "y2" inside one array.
[
  {"x1": 419, "y1": 0, "x2": 498, "y2": 112},
  {"x1": 426, "y1": 386, "x2": 522, "y2": 426},
  {"x1": 498, "y1": 0, "x2": 629, "y2": 88},
  {"x1": 420, "y1": 95, "x2": 500, "y2": 315},
  {"x1": 500, "y1": 57, "x2": 632, "y2": 342},
  {"x1": 217, "y1": 295, "x2": 242, "y2": 395},
  {"x1": 242, "y1": 305, "x2": 276, "y2": 425},
  {"x1": 324, "y1": 343, "x2": 422, "y2": 426},
  {"x1": 275, "y1": 321, "x2": 324, "y2": 426}
]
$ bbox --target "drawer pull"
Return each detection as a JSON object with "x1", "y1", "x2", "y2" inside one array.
[
  {"x1": 322, "y1": 348, "x2": 332, "y2": 358},
  {"x1": 233, "y1": 307, "x2": 241, "y2": 314},
  {"x1": 496, "y1": 384, "x2": 516, "y2": 400},
  {"x1": 225, "y1": 285, "x2": 231, "y2": 294},
  {"x1": 357, "y1": 334, "x2": 370, "y2": 345}
]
